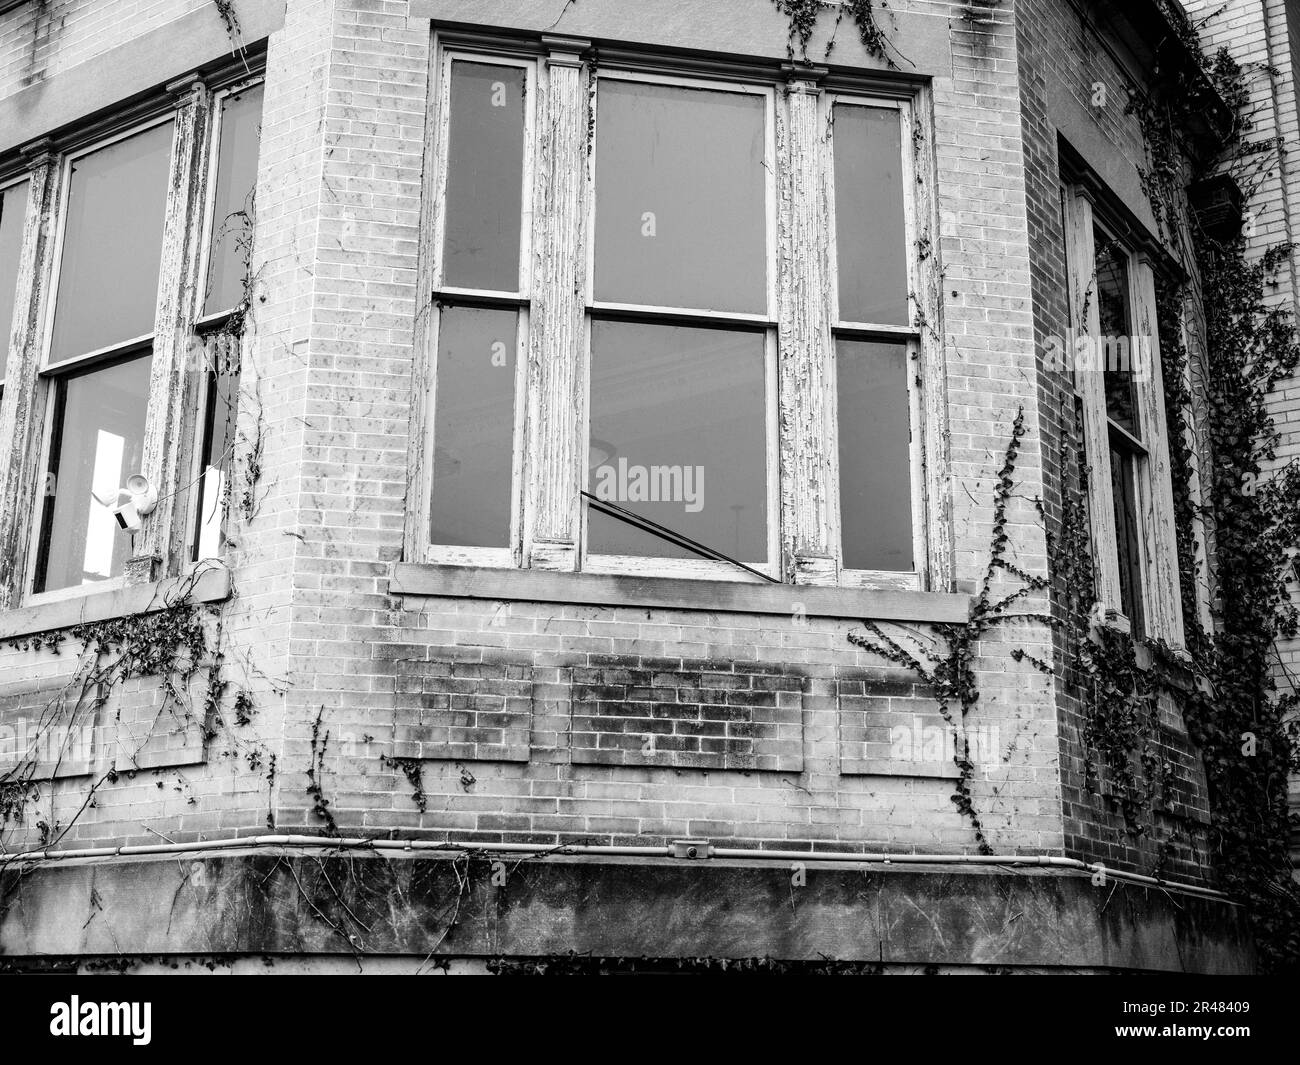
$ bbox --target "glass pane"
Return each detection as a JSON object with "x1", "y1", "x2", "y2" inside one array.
[
  {"x1": 34, "y1": 353, "x2": 153, "y2": 594},
  {"x1": 588, "y1": 320, "x2": 767, "y2": 561},
  {"x1": 443, "y1": 62, "x2": 526, "y2": 292},
  {"x1": 833, "y1": 104, "x2": 908, "y2": 325},
  {"x1": 205, "y1": 83, "x2": 264, "y2": 315},
  {"x1": 429, "y1": 306, "x2": 518, "y2": 548},
  {"x1": 51, "y1": 121, "x2": 174, "y2": 362},
  {"x1": 836, "y1": 339, "x2": 913, "y2": 571},
  {"x1": 594, "y1": 80, "x2": 767, "y2": 313},
  {"x1": 0, "y1": 180, "x2": 29, "y2": 380},
  {"x1": 1094, "y1": 228, "x2": 1140, "y2": 438},
  {"x1": 192, "y1": 353, "x2": 238, "y2": 561},
  {"x1": 1109, "y1": 441, "x2": 1145, "y2": 634}
]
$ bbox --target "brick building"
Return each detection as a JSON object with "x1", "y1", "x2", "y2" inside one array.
[{"x1": 0, "y1": 0, "x2": 1284, "y2": 972}]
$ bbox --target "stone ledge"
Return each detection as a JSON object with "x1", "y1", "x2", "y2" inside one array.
[
  {"x1": 0, "y1": 850, "x2": 1253, "y2": 972},
  {"x1": 390, "y1": 563, "x2": 972, "y2": 624},
  {"x1": 0, "y1": 566, "x2": 231, "y2": 642}
]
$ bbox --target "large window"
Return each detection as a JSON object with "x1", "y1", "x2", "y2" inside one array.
[
  {"x1": 1062, "y1": 186, "x2": 1184, "y2": 647},
  {"x1": 0, "y1": 63, "x2": 264, "y2": 601},
  {"x1": 418, "y1": 44, "x2": 930, "y2": 587}
]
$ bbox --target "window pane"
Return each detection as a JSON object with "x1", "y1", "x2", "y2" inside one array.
[
  {"x1": 192, "y1": 351, "x2": 238, "y2": 561},
  {"x1": 1094, "y1": 228, "x2": 1140, "y2": 437},
  {"x1": 837, "y1": 340, "x2": 913, "y2": 570},
  {"x1": 0, "y1": 180, "x2": 29, "y2": 380},
  {"x1": 1110, "y1": 441, "x2": 1145, "y2": 634},
  {"x1": 442, "y1": 62, "x2": 526, "y2": 292},
  {"x1": 594, "y1": 80, "x2": 767, "y2": 313},
  {"x1": 34, "y1": 353, "x2": 153, "y2": 594},
  {"x1": 588, "y1": 320, "x2": 767, "y2": 561},
  {"x1": 834, "y1": 105, "x2": 908, "y2": 325},
  {"x1": 205, "y1": 83, "x2": 264, "y2": 315},
  {"x1": 429, "y1": 306, "x2": 518, "y2": 548},
  {"x1": 51, "y1": 122, "x2": 174, "y2": 362}
]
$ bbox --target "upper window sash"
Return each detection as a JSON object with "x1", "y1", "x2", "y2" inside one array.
[
  {"x1": 431, "y1": 50, "x2": 536, "y2": 302},
  {"x1": 41, "y1": 112, "x2": 177, "y2": 374},
  {"x1": 585, "y1": 69, "x2": 778, "y2": 324}
]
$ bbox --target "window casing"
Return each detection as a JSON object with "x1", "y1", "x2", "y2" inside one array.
[
  {"x1": 1062, "y1": 185, "x2": 1185, "y2": 648},
  {"x1": 415, "y1": 38, "x2": 942, "y2": 591}
]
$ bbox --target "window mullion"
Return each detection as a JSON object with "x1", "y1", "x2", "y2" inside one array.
[
  {"x1": 0, "y1": 144, "x2": 59, "y2": 610},
  {"x1": 523, "y1": 37, "x2": 590, "y2": 572},
  {"x1": 777, "y1": 71, "x2": 836, "y2": 584},
  {"x1": 132, "y1": 76, "x2": 213, "y2": 585}
]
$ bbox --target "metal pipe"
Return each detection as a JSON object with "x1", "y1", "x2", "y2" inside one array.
[{"x1": 0, "y1": 833, "x2": 1231, "y2": 901}]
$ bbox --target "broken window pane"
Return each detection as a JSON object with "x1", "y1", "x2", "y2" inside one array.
[
  {"x1": 833, "y1": 104, "x2": 908, "y2": 325},
  {"x1": 429, "y1": 306, "x2": 518, "y2": 548},
  {"x1": 594, "y1": 80, "x2": 767, "y2": 313},
  {"x1": 205, "y1": 83, "x2": 264, "y2": 315},
  {"x1": 51, "y1": 121, "x2": 173, "y2": 362},
  {"x1": 1109, "y1": 440, "x2": 1145, "y2": 633},
  {"x1": 1094, "y1": 228, "x2": 1140, "y2": 438},
  {"x1": 0, "y1": 180, "x2": 29, "y2": 381},
  {"x1": 836, "y1": 339, "x2": 913, "y2": 570},
  {"x1": 192, "y1": 348, "x2": 238, "y2": 561},
  {"x1": 588, "y1": 320, "x2": 768, "y2": 561},
  {"x1": 443, "y1": 62, "x2": 526, "y2": 292},
  {"x1": 34, "y1": 353, "x2": 153, "y2": 594}
]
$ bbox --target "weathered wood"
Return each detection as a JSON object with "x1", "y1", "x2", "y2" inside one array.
[
  {"x1": 524, "y1": 38, "x2": 590, "y2": 571},
  {"x1": 1132, "y1": 256, "x2": 1186, "y2": 648},
  {"x1": 134, "y1": 77, "x2": 213, "y2": 583},
  {"x1": 777, "y1": 72, "x2": 836, "y2": 582},
  {"x1": 1064, "y1": 191, "x2": 1123, "y2": 614},
  {"x1": 0, "y1": 145, "x2": 59, "y2": 609}
]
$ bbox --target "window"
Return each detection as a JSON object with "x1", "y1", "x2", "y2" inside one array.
[
  {"x1": 424, "y1": 55, "x2": 531, "y2": 565},
  {"x1": 33, "y1": 119, "x2": 173, "y2": 594},
  {"x1": 585, "y1": 73, "x2": 776, "y2": 577},
  {"x1": 1062, "y1": 186, "x2": 1184, "y2": 647},
  {"x1": 415, "y1": 42, "x2": 932, "y2": 588},
  {"x1": 190, "y1": 79, "x2": 264, "y2": 563},
  {"x1": 830, "y1": 99, "x2": 918, "y2": 577},
  {"x1": 0, "y1": 62, "x2": 265, "y2": 602}
]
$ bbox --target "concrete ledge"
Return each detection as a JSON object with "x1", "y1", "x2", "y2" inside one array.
[
  {"x1": 0, "y1": 566, "x2": 231, "y2": 642},
  {"x1": 0, "y1": 0, "x2": 286, "y2": 156},
  {"x1": 390, "y1": 563, "x2": 972, "y2": 623},
  {"x1": 0, "y1": 850, "x2": 1254, "y2": 972}
]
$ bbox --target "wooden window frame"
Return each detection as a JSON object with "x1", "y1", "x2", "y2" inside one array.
[
  {"x1": 1063, "y1": 185, "x2": 1185, "y2": 649},
  {"x1": 0, "y1": 171, "x2": 31, "y2": 389},
  {"x1": 407, "y1": 35, "x2": 951, "y2": 592}
]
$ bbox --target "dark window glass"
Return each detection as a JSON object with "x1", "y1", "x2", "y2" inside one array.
[
  {"x1": 429, "y1": 306, "x2": 518, "y2": 548},
  {"x1": 1109, "y1": 440, "x2": 1145, "y2": 633},
  {"x1": 205, "y1": 83, "x2": 264, "y2": 315},
  {"x1": 51, "y1": 122, "x2": 174, "y2": 362},
  {"x1": 34, "y1": 353, "x2": 153, "y2": 593},
  {"x1": 1094, "y1": 228, "x2": 1139, "y2": 438},
  {"x1": 588, "y1": 320, "x2": 767, "y2": 561},
  {"x1": 0, "y1": 180, "x2": 29, "y2": 380},
  {"x1": 594, "y1": 80, "x2": 767, "y2": 313},
  {"x1": 836, "y1": 339, "x2": 913, "y2": 571},
  {"x1": 833, "y1": 104, "x2": 908, "y2": 325},
  {"x1": 443, "y1": 62, "x2": 526, "y2": 292},
  {"x1": 192, "y1": 345, "x2": 238, "y2": 561}
]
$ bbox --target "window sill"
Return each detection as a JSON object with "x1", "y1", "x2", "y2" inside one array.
[
  {"x1": 0, "y1": 566, "x2": 231, "y2": 641},
  {"x1": 389, "y1": 563, "x2": 971, "y2": 623}
]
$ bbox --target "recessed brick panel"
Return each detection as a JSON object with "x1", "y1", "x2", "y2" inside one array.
[
  {"x1": 570, "y1": 658, "x2": 803, "y2": 772},
  {"x1": 394, "y1": 659, "x2": 533, "y2": 762}
]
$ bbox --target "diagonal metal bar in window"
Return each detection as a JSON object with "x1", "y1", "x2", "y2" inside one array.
[{"x1": 580, "y1": 490, "x2": 780, "y2": 583}]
